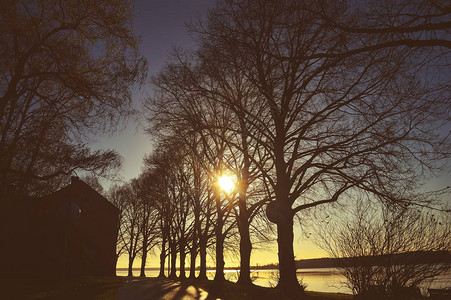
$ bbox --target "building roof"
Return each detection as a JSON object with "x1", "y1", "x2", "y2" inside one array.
[{"x1": 43, "y1": 176, "x2": 120, "y2": 216}]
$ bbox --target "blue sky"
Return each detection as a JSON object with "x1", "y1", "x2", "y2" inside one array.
[{"x1": 92, "y1": 0, "x2": 216, "y2": 186}]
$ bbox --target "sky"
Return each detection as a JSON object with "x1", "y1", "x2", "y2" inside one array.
[
  {"x1": 92, "y1": 0, "x2": 217, "y2": 185},
  {"x1": 98, "y1": 1, "x2": 450, "y2": 269}
]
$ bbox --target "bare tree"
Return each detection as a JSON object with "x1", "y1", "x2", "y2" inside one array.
[
  {"x1": 173, "y1": 161, "x2": 193, "y2": 279},
  {"x1": 197, "y1": 181, "x2": 216, "y2": 280},
  {"x1": 185, "y1": 145, "x2": 206, "y2": 279},
  {"x1": 107, "y1": 184, "x2": 129, "y2": 265},
  {"x1": 120, "y1": 182, "x2": 143, "y2": 277},
  {"x1": 0, "y1": 0, "x2": 146, "y2": 198},
  {"x1": 108, "y1": 173, "x2": 161, "y2": 277},
  {"x1": 308, "y1": 0, "x2": 451, "y2": 52},
  {"x1": 143, "y1": 148, "x2": 176, "y2": 278},
  {"x1": 144, "y1": 141, "x2": 193, "y2": 279},
  {"x1": 315, "y1": 201, "x2": 451, "y2": 299},
  {"x1": 134, "y1": 173, "x2": 160, "y2": 277}
]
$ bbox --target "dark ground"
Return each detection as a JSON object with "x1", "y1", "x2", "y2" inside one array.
[{"x1": 0, "y1": 276, "x2": 353, "y2": 299}]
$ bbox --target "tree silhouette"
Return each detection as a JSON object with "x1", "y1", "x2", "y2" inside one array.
[
  {"x1": 102, "y1": 0, "x2": 449, "y2": 295},
  {"x1": 315, "y1": 201, "x2": 451, "y2": 298},
  {"x1": 0, "y1": 0, "x2": 146, "y2": 198},
  {"x1": 187, "y1": 0, "x2": 450, "y2": 294},
  {"x1": 148, "y1": 59, "x2": 275, "y2": 284},
  {"x1": 143, "y1": 150, "x2": 174, "y2": 278}
]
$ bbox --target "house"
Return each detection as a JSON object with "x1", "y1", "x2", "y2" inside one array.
[{"x1": 0, "y1": 177, "x2": 119, "y2": 278}]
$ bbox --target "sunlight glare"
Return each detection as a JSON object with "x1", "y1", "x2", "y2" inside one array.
[{"x1": 217, "y1": 174, "x2": 235, "y2": 194}]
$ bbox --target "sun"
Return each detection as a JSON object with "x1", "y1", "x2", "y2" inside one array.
[{"x1": 217, "y1": 174, "x2": 235, "y2": 194}]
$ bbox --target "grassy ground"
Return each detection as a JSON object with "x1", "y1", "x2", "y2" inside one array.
[{"x1": 0, "y1": 276, "x2": 353, "y2": 299}]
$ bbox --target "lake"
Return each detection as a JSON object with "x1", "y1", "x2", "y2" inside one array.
[{"x1": 116, "y1": 267, "x2": 451, "y2": 295}]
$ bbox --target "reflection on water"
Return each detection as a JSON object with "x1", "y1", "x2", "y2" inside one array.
[
  {"x1": 116, "y1": 267, "x2": 451, "y2": 295},
  {"x1": 246, "y1": 268, "x2": 350, "y2": 294}
]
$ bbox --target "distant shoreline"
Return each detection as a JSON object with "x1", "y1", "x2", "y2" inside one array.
[{"x1": 117, "y1": 250, "x2": 451, "y2": 272}]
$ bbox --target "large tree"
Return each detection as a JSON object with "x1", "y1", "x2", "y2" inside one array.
[
  {"x1": 0, "y1": 0, "x2": 146, "y2": 197},
  {"x1": 191, "y1": 0, "x2": 450, "y2": 294}
]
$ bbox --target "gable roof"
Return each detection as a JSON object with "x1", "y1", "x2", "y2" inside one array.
[{"x1": 47, "y1": 177, "x2": 119, "y2": 215}]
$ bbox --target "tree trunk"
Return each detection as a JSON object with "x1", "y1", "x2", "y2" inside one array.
[
  {"x1": 198, "y1": 235, "x2": 208, "y2": 280},
  {"x1": 214, "y1": 230, "x2": 225, "y2": 282},
  {"x1": 236, "y1": 103, "x2": 253, "y2": 286},
  {"x1": 140, "y1": 241, "x2": 147, "y2": 277},
  {"x1": 179, "y1": 238, "x2": 186, "y2": 279},
  {"x1": 127, "y1": 255, "x2": 134, "y2": 277},
  {"x1": 158, "y1": 251, "x2": 166, "y2": 278},
  {"x1": 237, "y1": 215, "x2": 252, "y2": 285},
  {"x1": 169, "y1": 244, "x2": 177, "y2": 278},
  {"x1": 189, "y1": 214, "x2": 199, "y2": 279},
  {"x1": 276, "y1": 215, "x2": 302, "y2": 294},
  {"x1": 189, "y1": 247, "x2": 197, "y2": 279},
  {"x1": 272, "y1": 129, "x2": 302, "y2": 294},
  {"x1": 158, "y1": 235, "x2": 166, "y2": 278},
  {"x1": 139, "y1": 253, "x2": 147, "y2": 277},
  {"x1": 214, "y1": 207, "x2": 225, "y2": 282},
  {"x1": 236, "y1": 176, "x2": 253, "y2": 285},
  {"x1": 167, "y1": 252, "x2": 171, "y2": 276}
]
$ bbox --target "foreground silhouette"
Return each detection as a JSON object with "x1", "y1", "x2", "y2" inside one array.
[
  {"x1": 117, "y1": 277, "x2": 352, "y2": 300},
  {"x1": 0, "y1": 177, "x2": 119, "y2": 280}
]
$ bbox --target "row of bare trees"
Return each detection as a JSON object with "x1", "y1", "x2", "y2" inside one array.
[
  {"x1": 109, "y1": 134, "x2": 273, "y2": 282},
  {"x1": 143, "y1": 0, "x2": 450, "y2": 296}
]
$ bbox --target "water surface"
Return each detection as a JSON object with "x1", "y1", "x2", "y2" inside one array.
[{"x1": 117, "y1": 267, "x2": 451, "y2": 294}]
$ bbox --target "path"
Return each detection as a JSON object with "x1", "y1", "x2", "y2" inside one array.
[{"x1": 117, "y1": 277, "x2": 209, "y2": 300}]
